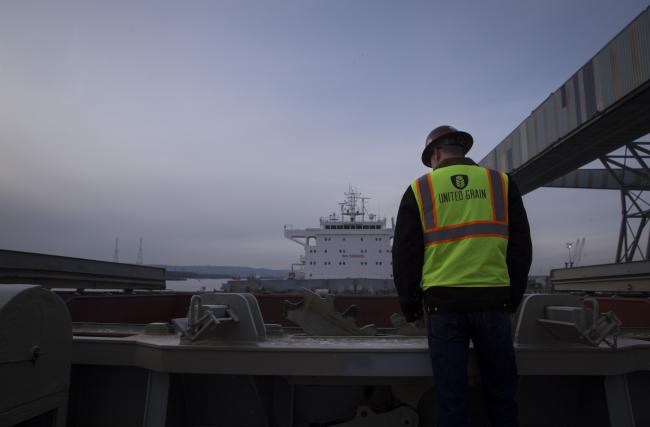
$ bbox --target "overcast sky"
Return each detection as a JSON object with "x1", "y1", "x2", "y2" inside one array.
[{"x1": 1, "y1": 0, "x2": 648, "y2": 274}]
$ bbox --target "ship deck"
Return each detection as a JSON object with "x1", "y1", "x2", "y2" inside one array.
[{"x1": 71, "y1": 330, "x2": 650, "y2": 378}]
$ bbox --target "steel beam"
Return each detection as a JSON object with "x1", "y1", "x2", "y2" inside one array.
[
  {"x1": 0, "y1": 249, "x2": 166, "y2": 290},
  {"x1": 542, "y1": 142, "x2": 650, "y2": 263},
  {"x1": 543, "y1": 168, "x2": 650, "y2": 190},
  {"x1": 601, "y1": 143, "x2": 650, "y2": 262}
]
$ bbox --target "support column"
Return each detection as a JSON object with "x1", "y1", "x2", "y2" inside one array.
[
  {"x1": 600, "y1": 142, "x2": 650, "y2": 263},
  {"x1": 142, "y1": 371, "x2": 170, "y2": 427},
  {"x1": 605, "y1": 374, "x2": 636, "y2": 427}
]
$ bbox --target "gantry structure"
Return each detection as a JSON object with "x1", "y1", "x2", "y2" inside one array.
[{"x1": 480, "y1": 7, "x2": 650, "y2": 262}]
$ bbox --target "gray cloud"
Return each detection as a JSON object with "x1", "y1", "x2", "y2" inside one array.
[{"x1": 1, "y1": 0, "x2": 647, "y2": 273}]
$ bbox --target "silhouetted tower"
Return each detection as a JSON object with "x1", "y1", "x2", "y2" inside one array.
[
  {"x1": 113, "y1": 237, "x2": 119, "y2": 262},
  {"x1": 136, "y1": 237, "x2": 143, "y2": 265}
]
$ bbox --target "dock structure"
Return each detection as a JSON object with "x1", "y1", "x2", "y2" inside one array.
[
  {"x1": 552, "y1": 259, "x2": 650, "y2": 293},
  {"x1": 0, "y1": 249, "x2": 166, "y2": 291},
  {"x1": 4, "y1": 285, "x2": 649, "y2": 427}
]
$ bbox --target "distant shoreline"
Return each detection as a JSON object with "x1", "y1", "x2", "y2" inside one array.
[
  {"x1": 155, "y1": 265, "x2": 291, "y2": 281},
  {"x1": 165, "y1": 271, "x2": 232, "y2": 280}
]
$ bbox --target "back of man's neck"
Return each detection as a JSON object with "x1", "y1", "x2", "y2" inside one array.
[{"x1": 434, "y1": 157, "x2": 476, "y2": 169}]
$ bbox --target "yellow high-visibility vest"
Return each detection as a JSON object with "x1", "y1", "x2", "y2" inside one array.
[{"x1": 411, "y1": 164, "x2": 510, "y2": 290}]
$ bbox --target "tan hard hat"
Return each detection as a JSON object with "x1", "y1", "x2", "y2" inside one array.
[{"x1": 421, "y1": 125, "x2": 473, "y2": 167}]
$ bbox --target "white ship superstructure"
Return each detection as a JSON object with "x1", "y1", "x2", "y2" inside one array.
[{"x1": 284, "y1": 188, "x2": 394, "y2": 280}]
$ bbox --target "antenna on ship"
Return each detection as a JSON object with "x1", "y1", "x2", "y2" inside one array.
[
  {"x1": 360, "y1": 196, "x2": 370, "y2": 222},
  {"x1": 339, "y1": 185, "x2": 370, "y2": 223},
  {"x1": 113, "y1": 237, "x2": 119, "y2": 262},
  {"x1": 136, "y1": 237, "x2": 143, "y2": 265}
]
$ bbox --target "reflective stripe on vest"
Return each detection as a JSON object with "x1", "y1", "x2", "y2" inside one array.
[
  {"x1": 423, "y1": 222, "x2": 509, "y2": 245},
  {"x1": 414, "y1": 168, "x2": 508, "y2": 246},
  {"x1": 411, "y1": 165, "x2": 510, "y2": 289},
  {"x1": 488, "y1": 169, "x2": 507, "y2": 222},
  {"x1": 416, "y1": 173, "x2": 436, "y2": 229}
]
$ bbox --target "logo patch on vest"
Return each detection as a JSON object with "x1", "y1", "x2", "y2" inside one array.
[{"x1": 451, "y1": 174, "x2": 469, "y2": 190}]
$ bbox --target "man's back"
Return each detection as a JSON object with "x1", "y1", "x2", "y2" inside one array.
[{"x1": 392, "y1": 126, "x2": 532, "y2": 426}]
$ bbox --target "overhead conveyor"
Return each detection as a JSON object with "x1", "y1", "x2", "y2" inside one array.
[
  {"x1": 479, "y1": 7, "x2": 650, "y2": 263},
  {"x1": 480, "y1": 7, "x2": 650, "y2": 196}
]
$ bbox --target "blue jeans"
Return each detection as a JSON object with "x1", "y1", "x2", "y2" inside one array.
[{"x1": 427, "y1": 310, "x2": 518, "y2": 427}]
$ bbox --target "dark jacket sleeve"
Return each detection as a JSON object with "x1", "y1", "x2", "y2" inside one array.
[
  {"x1": 392, "y1": 186, "x2": 424, "y2": 321},
  {"x1": 506, "y1": 176, "x2": 532, "y2": 310}
]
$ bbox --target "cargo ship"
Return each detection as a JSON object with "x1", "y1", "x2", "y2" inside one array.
[{"x1": 224, "y1": 187, "x2": 396, "y2": 294}]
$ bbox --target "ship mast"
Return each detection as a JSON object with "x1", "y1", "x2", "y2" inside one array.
[{"x1": 339, "y1": 186, "x2": 369, "y2": 223}]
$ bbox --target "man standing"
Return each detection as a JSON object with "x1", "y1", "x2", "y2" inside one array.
[{"x1": 392, "y1": 125, "x2": 532, "y2": 427}]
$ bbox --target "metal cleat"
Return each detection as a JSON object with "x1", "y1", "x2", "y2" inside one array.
[
  {"x1": 515, "y1": 294, "x2": 621, "y2": 347},
  {"x1": 284, "y1": 288, "x2": 377, "y2": 336},
  {"x1": 173, "y1": 293, "x2": 266, "y2": 344},
  {"x1": 581, "y1": 298, "x2": 622, "y2": 347}
]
